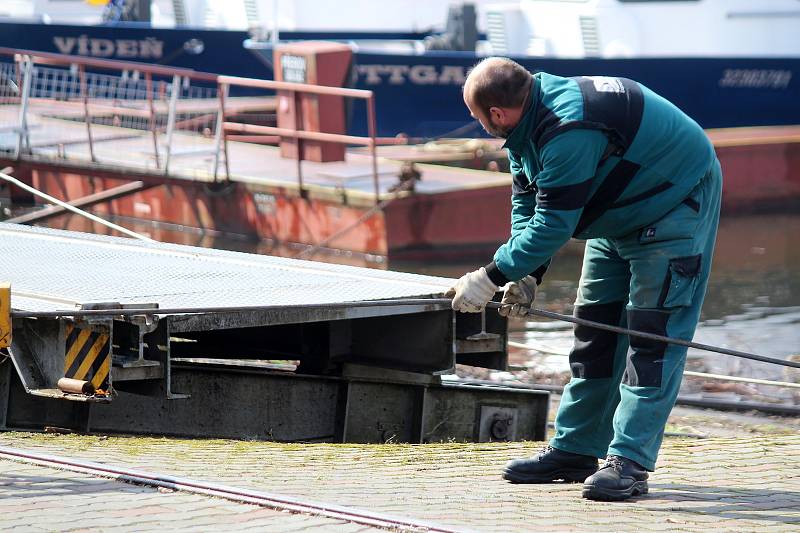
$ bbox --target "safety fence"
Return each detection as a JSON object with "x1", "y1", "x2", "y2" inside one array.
[{"x1": 0, "y1": 48, "x2": 381, "y2": 201}]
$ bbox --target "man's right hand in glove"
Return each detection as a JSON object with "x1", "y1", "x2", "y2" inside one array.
[{"x1": 498, "y1": 275, "x2": 538, "y2": 318}]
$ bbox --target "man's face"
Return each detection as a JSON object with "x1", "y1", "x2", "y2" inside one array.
[
  {"x1": 464, "y1": 95, "x2": 513, "y2": 139},
  {"x1": 484, "y1": 114, "x2": 513, "y2": 139}
]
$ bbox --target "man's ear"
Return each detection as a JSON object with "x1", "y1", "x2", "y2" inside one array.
[{"x1": 489, "y1": 106, "x2": 505, "y2": 125}]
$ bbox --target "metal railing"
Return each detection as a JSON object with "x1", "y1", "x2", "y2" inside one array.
[
  {"x1": 0, "y1": 48, "x2": 218, "y2": 175},
  {"x1": 0, "y1": 47, "x2": 382, "y2": 202},
  {"x1": 217, "y1": 75, "x2": 380, "y2": 202}
]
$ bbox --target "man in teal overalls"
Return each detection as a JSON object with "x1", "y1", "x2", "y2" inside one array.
[{"x1": 447, "y1": 58, "x2": 722, "y2": 501}]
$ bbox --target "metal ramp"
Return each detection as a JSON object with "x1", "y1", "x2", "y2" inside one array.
[{"x1": 0, "y1": 223, "x2": 548, "y2": 442}]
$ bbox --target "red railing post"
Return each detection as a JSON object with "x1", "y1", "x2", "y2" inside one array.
[{"x1": 367, "y1": 94, "x2": 380, "y2": 204}]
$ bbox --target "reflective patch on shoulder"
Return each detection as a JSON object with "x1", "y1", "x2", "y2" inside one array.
[{"x1": 587, "y1": 76, "x2": 626, "y2": 94}]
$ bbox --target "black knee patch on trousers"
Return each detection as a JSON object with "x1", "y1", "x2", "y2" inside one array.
[
  {"x1": 623, "y1": 309, "x2": 670, "y2": 387},
  {"x1": 569, "y1": 301, "x2": 626, "y2": 379}
]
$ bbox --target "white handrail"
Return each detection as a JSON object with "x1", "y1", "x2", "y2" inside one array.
[{"x1": 0, "y1": 168, "x2": 156, "y2": 243}]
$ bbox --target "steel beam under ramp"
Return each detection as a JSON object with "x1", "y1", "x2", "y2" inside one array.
[{"x1": 0, "y1": 222, "x2": 548, "y2": 442}]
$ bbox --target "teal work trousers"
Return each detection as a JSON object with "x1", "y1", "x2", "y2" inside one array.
[{"x1": 550, "y1": 161, "x2": 722, "y2": 471}]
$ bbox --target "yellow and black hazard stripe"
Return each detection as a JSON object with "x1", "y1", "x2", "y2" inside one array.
[
  {"x1": 64, "y1": 323, "x2": 110, "y2": 392},
  {"x1": 0, "y1": 282, "x2": 10, "y2": 349}
]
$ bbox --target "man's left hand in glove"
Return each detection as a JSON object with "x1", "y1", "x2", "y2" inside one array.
[
  {"x1": 498, "y1": 275, "x2": 538, "y2": 318},
  {"x1": 445, "y1": 267, "x2": 500, "y2": 313}
]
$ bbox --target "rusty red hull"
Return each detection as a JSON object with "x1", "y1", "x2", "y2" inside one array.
[
  {"x1": 715, "y1": 143, "x2": 800, "y2": 212},
  {"x1": 25, "y1": 168, "x2": 390, "y2": 257},
  {"x1": 3, "y1": 129, "x2": 799, "y2": 260},
  {"x1": 384, "y1": 185, "x2": 511, "y2": 260}
]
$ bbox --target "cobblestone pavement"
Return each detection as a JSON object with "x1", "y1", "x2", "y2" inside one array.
[
  {"x1": 0, "y1": 456, "x2": 386, "y2": 532},
  {"x1": 0, "y1": 431, "x2": 798, "y2": 532}
]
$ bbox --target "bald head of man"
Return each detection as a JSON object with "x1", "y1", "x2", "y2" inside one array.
[{"x1": 463, "y1": 57, "x2": 532, "y2": 139}]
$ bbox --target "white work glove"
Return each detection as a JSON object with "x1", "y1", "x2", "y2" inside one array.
[
  {"x1": 498, "y1": 275, "x2": 538, "y2": 318},
  {"x1": 445, "y1": 267, "x2": 500, "y2": 313}
]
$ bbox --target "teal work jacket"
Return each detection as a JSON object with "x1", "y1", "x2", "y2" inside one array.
[{"x1": 485, "y1": 72, "x2": 718, "y2": 285}]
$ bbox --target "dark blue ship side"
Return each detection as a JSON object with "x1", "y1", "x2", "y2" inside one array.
[
  {"x1": 1, "y1": 20, "x2": 797, "y2": 138},
  {"x1": 0, "y1": 21, "x2": 268, "y2": 79},
  {"x1": 340, "y1": 50, "x2": 800, "y2": 138}
]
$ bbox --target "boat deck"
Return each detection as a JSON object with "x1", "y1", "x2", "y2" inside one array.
[
  {"x1": 0, "y1": 102, "x2": 511, "y2": 203},
  {"x1": 5, "y1": 99, "x2": 798, "y2": 204}
]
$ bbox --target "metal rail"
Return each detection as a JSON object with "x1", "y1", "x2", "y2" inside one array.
[
  {"x1": 8, "y1": 297, "x2": 799, "y2": 369},
  {"x1": 0, "y1": 47, "x2": 214, "y2": 81},
  {"x1": 217, "y1": 75, "x2": 374, "y2": 99},
  {"x1": 0, "y1": 446, "x2": 462, "y2": 533},
  {"x1": 224, "y1": 122, "x2": 374, "y2": 147}
]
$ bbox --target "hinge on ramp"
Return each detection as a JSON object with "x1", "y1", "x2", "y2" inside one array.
[
  {"x1": 8, "y1": 299, "x2": 188, "y2": 403},
  {"x1": 7, "y1": 301, "x2": 164, "y2": 403},
  {"x1": 10, "y1": 315, "x2": 114, "y2": 403}
]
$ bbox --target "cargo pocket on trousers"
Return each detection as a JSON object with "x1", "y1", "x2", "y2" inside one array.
[{"x1": 658, "y1": 254, "x2": 702, "y2": 308}]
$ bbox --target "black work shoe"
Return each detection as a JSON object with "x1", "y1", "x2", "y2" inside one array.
[
  {"x1": 582, "y1": 455, "x2": 649, "y2": 501},
  {"x1": 502, "y1": 445, "x2": 599, "y2": 483}
]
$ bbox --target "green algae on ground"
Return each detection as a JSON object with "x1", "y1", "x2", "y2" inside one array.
[{"x1": 1, "y1": 403, "x2": 797, "y2": 459}]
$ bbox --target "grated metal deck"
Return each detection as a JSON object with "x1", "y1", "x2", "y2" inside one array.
[
  {"x1": 0, "y1": 224, "x2": 549, "y2": 444},
  {"x1": 0, "y1": 222, "x2": 453, "y2": 318}
]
